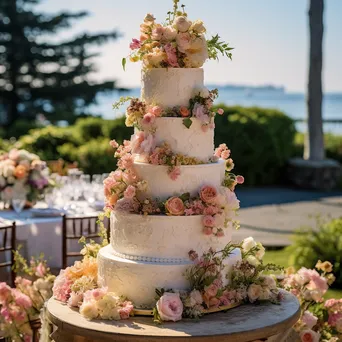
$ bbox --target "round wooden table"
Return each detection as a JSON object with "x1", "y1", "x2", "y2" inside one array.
[{"x1": 46, "y1": 292, "x2": 300, "y2": 342}]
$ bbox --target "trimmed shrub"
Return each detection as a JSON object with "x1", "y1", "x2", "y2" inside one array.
[
  {"x1": 286, "y1": 217, "x2": 342, "y2": 288},
  {"x1": 213, "y1": 105, "x2": 297, "y2": 185}
]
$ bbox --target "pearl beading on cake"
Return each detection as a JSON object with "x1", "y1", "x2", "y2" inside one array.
[{"x1": 111, "y1": 249, "x2": 190, "y2": 264}]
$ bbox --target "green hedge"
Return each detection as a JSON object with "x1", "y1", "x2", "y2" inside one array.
[
  {"x1": 13, "y1": 107, "x2": 298, "y2": 181},
  {"x1": 213, "y1": 105, "x2": 297, "y2": 185}
]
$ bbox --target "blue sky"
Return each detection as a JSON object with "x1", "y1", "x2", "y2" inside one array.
[{"x1": 37, "y1": 0, "x2": 342, "y2": 92}]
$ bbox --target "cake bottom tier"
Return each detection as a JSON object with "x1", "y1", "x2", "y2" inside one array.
[{"x1": 97, "y1": 245, "x2": 242, "y2": 308}]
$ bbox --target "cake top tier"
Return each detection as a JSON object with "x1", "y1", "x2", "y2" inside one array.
[{"x1": 122, "y1": 1, "x2": 233, "y2": 70}]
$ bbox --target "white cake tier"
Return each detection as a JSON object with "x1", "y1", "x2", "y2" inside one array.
[
  {"x1": 110, "y1": 211, "x2": 232, "y2": 260},
  {"x1": 133, "y1": 159, "x2": 225, "y2": 199},
  {"x1": 98, "y1": 244, "x2": 242, "y2": 308},
  {"x1": 141, "y1": 68, "x2": 204, "y2": 107},
  {"x1": 145, "y1": 117, "x2": 215, "y2": 161}
]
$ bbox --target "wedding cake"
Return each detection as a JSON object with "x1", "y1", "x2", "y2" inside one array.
[{"x1": 97, "y1": 5, "x2": 243, "y2": 309}]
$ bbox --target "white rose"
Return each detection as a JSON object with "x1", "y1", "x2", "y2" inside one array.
[
  {"x1": 3, "y1": 165, "x2": 15, "y2": 178},
  {"x1": 199, "y1": 87, "x2": 210, "y2": 98},
  {"x1": 33, "y1": 278, "x2": 52, "y2": 291},
  {"x1": 173, "y1": 16, "x2": 192, "y2": 32},
  {"x1": 0, "y1": 176, "x2": 5, "y2": 187},
  {"x1": 261, "y1": 275, "x2": 277, "y2": 289},
  {"x1": 212, "y1": 227, "x2": 218, "y2": 235},
  {"x1": 80, "y1": 302, "x2": 98, "y2": 319},
  {"x1": 190, "y1": 20, "x2": 206, "y2": 33},
  {"x1": 246, "y1": 255, "x2": 260, "y2": 267},
  {"x1": 255, "y1": 242, "x2": 265, "y2": 260},
  {"x1": 258, "y1": 287, "x2": 271, "y2": 300},
  {"x1": 247, "y1": 284, "x2": 262, "y2": 303},
  {"x1": 242, "y1": 237, "x2": 257, "y2": 252},
  {"x1": 144, "y1": 13, "x2": 155, "y2": 22},
  {"x1": 163, "y1": 26, "x2": 177, "y2": 41},
  {"x1": 7, "y1": 176, "x2": 15, "y2": 185},
  {"x1": 189, "y1": 290, "x2": 203, "y2": 306},
  {"x1": 189, "y1": 35, "x2": 207, "y2": 51}
]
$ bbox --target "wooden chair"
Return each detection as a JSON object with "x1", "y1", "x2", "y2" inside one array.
[
  {"x1": 0, "y1": 221, "x2": 16, "y2": 287},
  {"x1": 62, "y1": 215, "x2": 110, "y2": 268}
]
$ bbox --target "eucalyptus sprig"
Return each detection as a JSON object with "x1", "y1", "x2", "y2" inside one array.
[
  {"x1": 112, "y1": 96, "x2": 134, "y2": 110},
  {"x1": 207, "y1": 34, "x2": 234, "y2": 61}
]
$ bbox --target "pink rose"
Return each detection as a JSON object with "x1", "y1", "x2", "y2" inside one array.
[
  {"x1": 302, "y1": 311, "x2": 318, "y2": 329},
  {"x1": 35, "y1": 262, "x2": 46, "y2": 277},
  {"x1": 205, "y1": 283, "x2": 218, "y2": 298},
  {"x1": 13, "y1": 290, "x2": 32, "y2": 309},
  {"x1": 202, "y1": 215, "x2": 215, "y2": 227},
  {"x1": 328, "y1": 312, "x2": 342, "y2": 327},
  {"x1": 112, "y1": 170, "x2": 123, "y2": 181},
  {"x1": 1, "y1": 306, "x2": 11, "y2": 323},
  {"x1": 221, "y1": 149, "x2": 230, "y2": 160},
  {"x1": 67, "y1": 292, "x2": 83, "y2": 308},
  {"x1": 118, "y1": 153, "x2": 134, "y2": 170},
  {"x1": 176, "y1": 32, "x2": 191, "y2": 53},
  {"x1": 165, "y1": 197, "x2": 185, "y2": 216},
  {"x1": 124, "y1": 185, "x2": 136, "y2": 199},
  {"x1": 110, "y1": 139, "x2": 119, "y2": 148},
  {"x1": 299, "y1": 329, "x2": 320, "y2": 342},
  {"x1": 203, "y1": 227, "x2": 212, "y2": 235},
  {"x1": 164, "y1": 43, "x2": 179, "y2": 67},
  {"x1": 168, "y1": 167, "x2": 181, "y2": 180},
  {"x1": 53, "y1": 270, "x2": 72, "y2": 303},
  {"x1": 129, "y1": 38, "x2": 141, "y2": 50},
  {"x1": 151, "y1": 25, "x2": 164, "y2": 40},
  {"x1": 203, "y1": 205, "x2": 218, "y2": 216},
  {"x1": 236, "y1": 175, "x2": 244, "y2": 184},
  {"x1": 150, "y1": 105, "x2": 163, "y2": 117},
  {"x1": 119, "y1": 302, "x2": 134, "y2": 319},
  {"x1": 200, "y1": 185, "x2": 218, "y2": 204},
  {"x1": 156, "y1": 292, "x2": 183, "y2": 322},
  {"x1": 0, "y1": 283, "x2": 12, "y2": 305},
  {"x1": 217, "y1": 108, "x2": 224, "y2": 115},
  {"x1": 142, "y1": 113, "x2": 156, "y2": 126}
]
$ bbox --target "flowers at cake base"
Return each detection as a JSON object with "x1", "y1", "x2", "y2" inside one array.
[
  {"x1": 0, "y1": 250, "x2": 55, "y2": 341},
  {"x1": 153, "y1": 238, "x2": 283, "y2": 323}
]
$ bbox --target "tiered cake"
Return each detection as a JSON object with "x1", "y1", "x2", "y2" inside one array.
[{"x1": 98, "y1": 68, "x2": 241, "y2": 308}]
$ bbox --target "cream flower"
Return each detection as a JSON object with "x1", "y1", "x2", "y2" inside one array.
[
  {"x1": 163, "y1": 26, "x2": 177, "y2": 41},
  {"x1": 144, "y1": 13, "x2": 155, "y2": 22},
  {"x1": 191, "y1": 20, "x2": 206, "y2": 33},
  {"x1": 176, "y1": 32, "x2": 191, "y2": 53},
  {"x1": 173, "y1": 16, "x2": 192, "y2": 32},
  {"x1": 80, "y1": 302, "x2": 98, "y2": 319},
  {"x1": 247, "y1": 284, "x2": 262, "y2": 303}
]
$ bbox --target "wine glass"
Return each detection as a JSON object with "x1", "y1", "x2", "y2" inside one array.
[{"x1": 12, "y1": 194, "x2": 26, "y2": 218}]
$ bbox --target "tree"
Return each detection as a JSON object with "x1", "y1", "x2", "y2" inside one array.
[
  {"x1": 0, "y1": 0, "x2": 120, "y2": 126},
  {"x1": 304, "y1": 0, "x2": 325, "y2": 161}
]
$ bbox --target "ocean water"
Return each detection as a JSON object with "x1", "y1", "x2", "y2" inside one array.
[{"x1": 94, "y1": 87, "x2": 342, "y2": 134}]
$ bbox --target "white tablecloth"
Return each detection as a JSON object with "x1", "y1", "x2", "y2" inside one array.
[{"x1": 0, "y1": 202, "x2": 101, "y2": 271}]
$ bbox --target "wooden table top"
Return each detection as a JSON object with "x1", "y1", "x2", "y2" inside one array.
[{"x1": 46, "y1": 292, "x2": 300, "y2": 342}]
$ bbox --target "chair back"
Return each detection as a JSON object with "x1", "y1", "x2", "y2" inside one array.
[
  {"x1": 62, "y1": 214, "x2": 109, "y2": 268},
  {"x1": 0, "y1": 221, "x2": 16, "y2": 286}
]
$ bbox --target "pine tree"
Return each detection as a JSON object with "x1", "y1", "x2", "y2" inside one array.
[{"x1": 0, "y1": 0, "x2": 119, "y2": 126}]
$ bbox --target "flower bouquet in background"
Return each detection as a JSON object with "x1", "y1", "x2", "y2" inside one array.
[
  {"x1": 282, "y1": 261, "x2": 342, "y2": 342},
  {"x1": 0, "y1": 248, "x2": 55, "y2": 341},
  {"x1": 0, "y1": 149, "x2": 54, "y2": 209}
]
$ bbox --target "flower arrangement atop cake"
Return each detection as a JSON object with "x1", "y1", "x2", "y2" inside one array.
[
  {"x1": 123, "y1": 0, "x2": 233, "y2": 70},
  {"x1": 0, "y1": 149, "x2": 53, "y2": 204}
]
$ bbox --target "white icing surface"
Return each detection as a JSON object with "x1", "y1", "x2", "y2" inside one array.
[
  {"x1": 98, "y1": 244, "x2": 241, "y2": 308},
  {"x1": 133, "y1": 160, "x2": 225, "y2": 199},
  {"x1": 135, "y1": 117, "x2": 214, "y2": 161},
  {"x1": 110, "y1": 211, "x2": 232, "y2": 260},
  {"x1": 141, "y1": 68, "x2": 204, "y2": 107}
]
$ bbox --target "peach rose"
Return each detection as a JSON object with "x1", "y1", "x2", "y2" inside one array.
[
  {"x1": 247, "y1": 284, "x2": 262, "y2": 303},
  {"x1": 299, "y1": 329, "x2": 320, "y2": 342},
  {"x1": 179, "y1": 106, "x2": 190, "y2": 117},
  {"x1": 176, "y1": 32, "x2": 191, "y2": 53},
  {"x1": 156, "y1": 292, "x2": 183, "y2": 322},
  {"x1": 14, "y1": 165, "x2": 27, "y2": 179},
  {"x1": 150, "y1": 105, "x2": 163, "y2": 117},
  {"x1": 165, "y1": 197, "x2": 184, "y2": 216},
  {"x1": 200, "y1": 185, "x2": 218, "y2": 204}
]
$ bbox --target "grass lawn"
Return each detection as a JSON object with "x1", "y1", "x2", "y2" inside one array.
[{"x1": 264, "y1": 248, "x2": 342, "y2": 299}]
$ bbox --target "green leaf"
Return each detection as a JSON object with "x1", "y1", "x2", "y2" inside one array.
[
  {"x1": 179, "y1": 192, "x2": 190, "y2": 202},
  {"x1": 183, "y1": 118, "x2": 192, "y2": 129},
  {"x1": 122, "y1": 57, "x2": 127, "y2": 71}
]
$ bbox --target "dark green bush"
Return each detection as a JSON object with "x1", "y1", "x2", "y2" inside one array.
[
  {"x1": 5, "y1": 119, "x2": 41, "y2": 139},
  {"x1": 213, "y1": 105, "x2": 297, "y2": 185},
  {"x1": 73, "y1": 117, "x2": 106, "y2": 142},
  {"x1": 18, "y1": 126, "x2": 81, "y2": 161},
  {"x1": 294, "y1": 132, "x2": 342, "y2": 164},
  {"x1": 286, "y1": 217, "x2": 342, "y2": 288},
  {"x1": 58, "y1": 138, "x2": 115, "y2": 175}
]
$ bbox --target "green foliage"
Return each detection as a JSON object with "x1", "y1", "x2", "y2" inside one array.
[
  {"x1": 213, "y1": 105, "x2": 297, "y2": 185},
  {"x1": 286, "y1": 217, "x2": 342, "y2": 288},
  {"x1": 4, "y1": 119, "x2": 42, "y2": 139},
  {"x1": 207, "y1": 34, "x2": 234, "y2": 61},
  {"x1": 74, "y1": 117, "x2": 106, "y2": 141}
]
